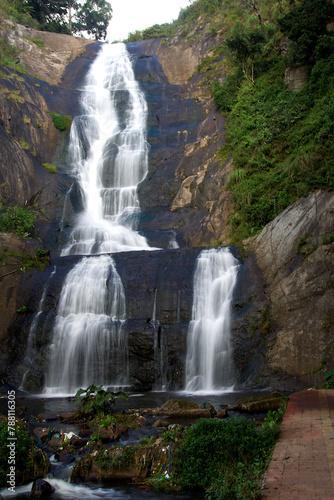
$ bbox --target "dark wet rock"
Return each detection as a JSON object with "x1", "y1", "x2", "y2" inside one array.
[
  {"x1": 16, "y1": 406, "x2": 27, "y2": 418},
  {"x1": 79, "y1": 428, "x2": 91, "y2": 438},
  {"x1": 47, "y1": 436, "x2": 62, "y2": 450},
  {"x1": 37, "y1": 412, "x2": 58, "y2": 422},
  {"x1": 128, "y1": 399, "x2": 216, "y2": 418},
  {"x1": 153, "y1": 419, "x2": 169, "y2": 428},
  {"x1": 54, "y1": 451, "x2": 76, "y2": 464},
  {"x1": 216, "y1": 410, "x2": 228, "y2": 419},
  {"x1": 96, "y1": 424, "x2": 128, "y2": 443},
  {"x1": 59, "y1": 411, "x2": 78, "y2": 422},
  {"x1": 33, "y1": 427, "x2": 50, "y2": 444},
  {"x1": 31, "y1": 479, "x2": 55, "y2": 499}
]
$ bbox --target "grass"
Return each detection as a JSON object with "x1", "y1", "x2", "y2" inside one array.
[{"x1": 42, "y1": 163, "x2": 57, "y2": 174}]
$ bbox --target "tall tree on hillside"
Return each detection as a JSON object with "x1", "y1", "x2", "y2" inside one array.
[
  {"x1": 278, "y1": 0, "x2": 334, "y2": 64},
  {"x1": 73, "y1": 0, "x2": 112, "y2": 40},
  {"x1": 27, "y1": 0, "x2": 69, "y2": 23}
]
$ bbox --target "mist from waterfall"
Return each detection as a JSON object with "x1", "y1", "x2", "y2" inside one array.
[
  {"x1": 45, "y1": 43, "x2": 151, "y2": 394},
  {"x1": 185, "y1": 248, "x2": 239, "y2": 393}
]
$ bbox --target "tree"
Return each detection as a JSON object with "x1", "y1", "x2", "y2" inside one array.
[
  {"x1": 278, "y1": 0, "x2": 334, "y2": 65},
  {"x1": 26, "y1": 0, "x2": 70, "y2": 23},
  {"x1": 73, "y1": 0, "x2": 112, "y2": 40},
  {"x1": 226, "y1": 23, "x2": 266, "y2": 81}
]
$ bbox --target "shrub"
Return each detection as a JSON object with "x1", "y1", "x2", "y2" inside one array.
[
  {"x1": 0, "y1": 418, "x2": 49, "y2": 487},
  {"x1": 49, "y1": 112, "x2": 72, "y2": 131},
  {"x1": 0, "y1": 204, "x2": 37, "y2": 237},
  {"x1": 74, "y1": 384, "x2": 128, "y2": 416},
  {"x1": 175, "y1": 417, "x2": 263, "y2": 488},
  {"x1": 174, "y1": 406, "x2": 286, "y2": 497}
]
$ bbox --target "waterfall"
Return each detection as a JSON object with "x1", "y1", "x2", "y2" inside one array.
[
  {"x1": 45, "y1": 43, "x2": 152, "y2": 394},
  {"x1": 45, "y1": 256, "x2": 127, "y2": 393},
  {"x1": 185, "y1": 248, "x2": 239, "y2": 392},
  {"x1": 62, "y1": 42, "x2": 150, "y2": 256}
]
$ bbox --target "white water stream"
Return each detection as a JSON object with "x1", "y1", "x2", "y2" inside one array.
[
  {"x1": 185, "y1": 248, "x2": 239, "y2": 392},
  {"x1": 45, "y1": 43, "x2": 152, "y2": 394}
]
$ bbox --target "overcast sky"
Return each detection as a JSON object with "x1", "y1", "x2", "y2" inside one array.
[{"x1": 107, "y1": 0, "x2": 192, "y2": 42}]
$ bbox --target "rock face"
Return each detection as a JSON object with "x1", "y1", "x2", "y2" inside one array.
[
  {"x1": 1, "y1": 24, "x2": 333, "y2": 394},
  {"x1": 249, "y1": 190, "x2": 334, "y2": 390}
]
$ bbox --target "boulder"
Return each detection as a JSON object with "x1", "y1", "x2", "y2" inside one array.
[
  {"x1": 30, "y1": 479, "x2": 55, "y2": 499},
  {"x1": 232, "y1": 393, "x2": 287, "y2": 413}
]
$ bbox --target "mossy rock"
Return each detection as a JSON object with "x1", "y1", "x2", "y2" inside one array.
[
  {"x1": 233, "y1": 392, "x2": 287, "y2": 413},
  {"x1": 161, "y1": 399, "x2": 201, "y2": 411}
]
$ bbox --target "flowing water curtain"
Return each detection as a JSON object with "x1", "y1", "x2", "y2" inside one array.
[
  {"x1": 45, "y1": 256, "x2": 127, "y2": 393},
  {"x1": 185, "y1": 248, "x2": 240, "y2": 392},
  {"x1": 62, "y1": 42, "x2": 150, "y2": 256},
  {"x1": 45, "y1": 43, "x2": 153, "y2": 393}
]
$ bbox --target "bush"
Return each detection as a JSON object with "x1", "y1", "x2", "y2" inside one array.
[
  {"x1": 0, "y1": 204, "x2": 37, "y2": 237},
  {"x1": 176, "y1": 417, "x2": 267, "y2": 488},
  {"x1": 74, "y1": 384, "x2": 129, "y2": 416},
  {"x1": 174, "y1": 406, "x2": 286, "y2": 498},
  {"x1": 0, "y1": 418, "x2": 49, "y2": 487},
  {"x1": 49, "y1": 112, "x2": 72, "y2": 131}
]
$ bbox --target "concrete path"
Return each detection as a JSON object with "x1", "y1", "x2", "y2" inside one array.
[{"x1": 262, "y1": 389, "x2": 334, "y2": 499}]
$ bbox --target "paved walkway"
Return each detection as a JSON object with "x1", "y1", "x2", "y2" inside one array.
[{"x1": 262, "y1": 389, "x2": 334, "y2": 499}]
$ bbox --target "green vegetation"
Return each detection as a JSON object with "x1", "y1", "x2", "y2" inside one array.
[
  {"x1": 0, "y1": 418, "x2": 49, "y2": 487},
  {"x1": 0, "y1": 203, "x2": 37, "y2": 237},
  {"x1": 30, "y1": 37, "x2": 45, "y2": 49},
  {"x1": 0, "y1": 39, "x2": 25, "y2": 71},
  {"x1": 17, "y1": 305, "x2": 28, "y2": 313},
  {"x1": 42, "y1": 163, "x2": 57, "y2": 174},
  {"x1": 0, "y1": 0, "x2": 39, "y2": 28},
  {"x1": 1, "y1": 248, "x2": 50, "y2": 271},
  {"x1": 146, "y1": 404, "x2": 286, "y2": 498},
  {"x1": 210, "y1": 0, "x2": 334, "y2": 245},
  {"x1": 0, "y1": 0, "x2": 112, "y2": 39},
  {"x1": 74, "y1": 384, "x2": 129, "y2": 416},
  {"x1": 49, "y1": 112, "x2": 72, "y2": 131},
  {"x1": 322, "y1": 370, "x2": 334, "y2": 389}
]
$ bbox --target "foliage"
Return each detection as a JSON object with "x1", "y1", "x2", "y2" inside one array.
[
  {"x1": 0, "y1": 203, "x2": 37, "y2": 237},
  {"x1": 49, "y1": 112, "x2": 72, "y2": 131},
  {"x1": 0, "y1": 39, "x2": 26, "y2": 72},
  {"x1": 161, "y1": 425, "x2": 183, "y2": 443},
  {"x1": 278, "y1": 0, "x2": 334, "y2": 65},
  {"x1": 30, "y1": 37, "x2": 45, "y2": 49},
  {"x1": 0, "y1": 418, "x2": 48, "y2": 487},
  {"x1": 1, "y1": 248, "x2": 50, "y2": 271},
  {"x1": 322, "y1": 370, "x2": 334, "y2": 389},
  {"x1": 226, "y1": 23, "x2": 266, "y2": 81},
  {"x1": 95, "y1": 446, "x2": 135, "y2": 471},
  {"x1": 213, "y1": 40, "x2": 334, "y2": 244},
  {"x1": 74, "y1": 384, "x2": 129, "y2": 415},
  {"x1": 0, "y1": 0, "x2": 39, "y2": 28},
  {"x1": 322, "y1": 234, "x2": 334, "y2": 245},
  {"x1": 43, "y1": 163, "x2": 58, "y2": 174},
  {"x1": 17, "y1": 305, "x2": 28, "y2": 313},
  {"x1": 72, "y1": 0, "x2": 112, "y2": 40},
  {"x1": 174, "y1": 406, "x2": 285, "y2": 497}
]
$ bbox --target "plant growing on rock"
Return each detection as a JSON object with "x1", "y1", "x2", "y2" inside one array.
[
  {"x1": 0, "y1": 203, "x2": 37, "y2": 237},
  {"x1": 0, "y1": 418, "x2": 49, "y2": 487},
  {"x1": 74, "y1": 384, "x2": 128, "y2": 416}
]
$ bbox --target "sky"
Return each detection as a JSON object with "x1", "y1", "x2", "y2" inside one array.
[{"x1": 107, "y1": 0, "x2": 193, "y2": 42}]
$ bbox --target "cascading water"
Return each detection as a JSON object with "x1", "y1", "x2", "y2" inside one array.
[
  {"x1": 45, "y1": 43, "x2": 153, "y2": 394},
  {"x1": 185, "y1": 248, "x2": 239, "y2": 392},
  {"x1": 62, "y1": 42, "x2": 150, "y2": 256}
]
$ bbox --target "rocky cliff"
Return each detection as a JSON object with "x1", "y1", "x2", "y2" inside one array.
[{"x1": 0, "y1": 23, "x2": 333, "y2": 393}]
